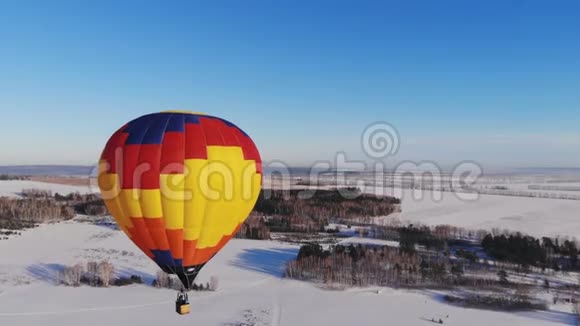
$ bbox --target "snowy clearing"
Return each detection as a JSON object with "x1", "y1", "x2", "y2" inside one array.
[
  {"x1": 0, "y1": 180, "x2": 95, "y2": 198},
  {"x1": 390, "y1": 188, "x2": 580, "y2": 239},
  {"x1": 0, "y1": 221, "x2": 577, "y2": 326}
]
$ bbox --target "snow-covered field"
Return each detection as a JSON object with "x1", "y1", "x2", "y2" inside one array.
[
  {"x1": 0, "y1": 180, "x2": 94, "y2": 198},
  {"x1": 264, "y1": 176, "x2": 580, "y2": 239},
  {"x1": 1, "y1": 177, "x2": 579, "y2": 325},
  {"x1": 387, "y1": 188, "x2": 580, "y2": 239},
  {"x1": 0, "y1": 221, "x2": 576, "y2": 326}
]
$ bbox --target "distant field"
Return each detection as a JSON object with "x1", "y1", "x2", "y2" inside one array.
[
  {"x1": 0, "y1": 165, "x2": 94, "y2": 176},
  {"x1": 264, "y1": 175, "x2": 580, "y2": 239},
  {"x1": 0, "y1": 180, "x2": 94, "y2": 198},
  {"x1": 392, "y1": 188, "x2": 580, "y2": 239},
  {"x1": 3, "y1": 173, "x2": 580, "y2": 239},
  {"x1": 0, "y1": 166, "x2": 97, "y2": 194},
  {"x1": 29, "y1": 176, "x2": 96, "y2": 187}
]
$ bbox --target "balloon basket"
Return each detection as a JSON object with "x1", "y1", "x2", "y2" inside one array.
[{"x1": 176, "y1": 302, "x2": 190, "y2": 315}]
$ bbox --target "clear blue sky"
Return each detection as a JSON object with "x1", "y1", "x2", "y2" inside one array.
[{"x1": 1, "y1": 1, "x2": 579, "y2": 168}]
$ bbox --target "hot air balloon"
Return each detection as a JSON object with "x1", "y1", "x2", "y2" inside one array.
[{"x1": 97, "y1": 111, "x2": 262, "y2": 314}]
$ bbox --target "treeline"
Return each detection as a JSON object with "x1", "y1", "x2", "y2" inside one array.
[
  {"x1": 0, "y1": 175, "x2": 30, "y2": 181},
  {"x1": 286, "y1": 243, "x2": 483, "y2": 288},
  {"x1": 371, "y1": 224, "x2": 488, "y2": 253},
  {"x1": 0, "y1": 190, "x2": 106, "y2": 231},
  {"x1": 255, "y1": 188, "x2": 400, "y2": 233},
  {"x1": 234, "y1": 213, "x2": 271, "y2": 240},
  {"x1": 286, "y1": 241, "x2": 549, "y2": 292},
  {"x1": 482, "y1": 233, "x2": 579, "y2": 270},
  {"x1": 398, "y1": 225, "x2": 447, "y2": 253},
  {"x1": 286, "y1": 223, "x2": 580, "y2": 291},
  {"x1": 153, "y1": 271, "x2": 218, "y2": 291},
  {"x1": 287, "y1": 243, "x2": 421, "y2": 287},
  {"x1": 58, "y1": 261, "x2": 141, "y2": 287},
  {"x1": 0, "y1": 197, "x2": 75, "y2": 229},
  {"x1": 477, "y1": 188, "x2": 580, "y2": 201},
  {"x1": 444, "y1": 294, "x2": 547, "y2": 312},
  {"x1": 373, "y1": 223, "x2": 580, "y2": 271},
  {"x1": 64, "y1": 193, "x2": 109, "y2": 216},
  {"x1": 57, "y1": 260, "x2": 219, "y2": 291},
  {"x1": 1, "y1": 188, "x2": 401, "y2": 237}
]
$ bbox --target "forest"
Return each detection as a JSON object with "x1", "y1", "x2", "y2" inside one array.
[
  {"x1": 286, "y1": 223, "x2": 580, "y2": 298},
  {"x1": 1, "y1": 188, "x2": 401, "y2": 239},
  {"x1": 482, "y1": 233, "x2": 579, "y2": 270},
  {"x1": 255, "y1": 188, "x2": 400, "y2": 233},
  {"x1": 0, "y1": 190, "x2": 103, "y2": 231}
]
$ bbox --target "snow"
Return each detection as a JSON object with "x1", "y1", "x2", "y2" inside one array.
[
  {"x1": 351, "y1": 185, "x2": 580, "y2": 240},
  {"x1": 368, "y1": 187, "x2": 580, "y2": 240},
  {"x1": 0, "y1": 177, "x2": 579, "y2": 325},
  {"x1": 0, "y1": 180, "x2": 95, "y2": 198},
  {"x1": 0, "y1": 221, "x2": 576, "y2": 326},
  {"x1": 265, "y1": 175, "x2": 580, "y2": 239},
  {"x1": 339, "y1": 237, "x2": 399, "y2": 248},
  {"x1": 5, "y1": 178, "x2": 578, "y2": 239}
]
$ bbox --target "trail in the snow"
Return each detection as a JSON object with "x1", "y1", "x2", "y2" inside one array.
[
  {"x1": 0, "y1": 273, "x2": 277, "y2": 317},
  {"x1": 271, "y1": 295, "x2": 282, "y2": 326},
  {"x1": 0, "y1": 300, "x2": 173, "y2": 317}
]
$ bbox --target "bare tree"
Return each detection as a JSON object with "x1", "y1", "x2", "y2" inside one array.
[
  {"x1": 59, "y1": 264, "x2": 84, "y2": 286},
  {"x1": 209, "y1": 276, "x2": 219, "y2": 291},
  {"x1": 83, "y1": 261, "x2": 98, "y2": 285},
  {"x1": 575, "y1": 276, "x2": 580, "y2": 325},
  {"x1": 154, "y1": 271, "x2": 172, "y2": 288},
  {"x1": 86, "y1": 261, "x2": 98, "y2": 275},
  {"x1": 97, "y1": 261, "x2": 115, "y2": 287}
]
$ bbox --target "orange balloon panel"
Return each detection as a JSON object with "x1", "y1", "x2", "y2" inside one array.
[{"x1": 98, "y1": 112, "x2": 262, "y2": 288}]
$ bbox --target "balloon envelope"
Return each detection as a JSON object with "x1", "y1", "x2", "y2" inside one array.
[{"x1": 98, "y1": 111, "x2": 262, "y2": 288}]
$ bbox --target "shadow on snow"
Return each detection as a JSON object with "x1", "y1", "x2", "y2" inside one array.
[
  {"x1": 26, "y1": 263, "x2": 155, "y2": 286},
  {"x1": 26, "y1": 263, "x2": 66, "y2": 284},
  {"x1": 230, "y1": 247, "x2": 299, "y2": 277}
]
